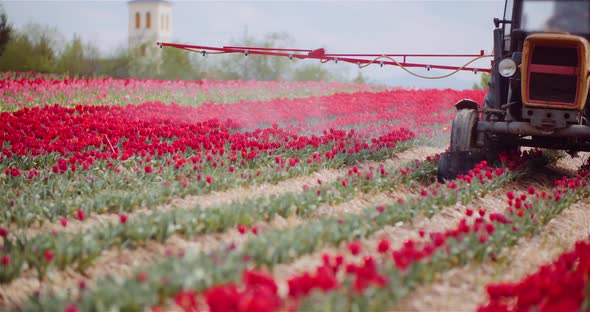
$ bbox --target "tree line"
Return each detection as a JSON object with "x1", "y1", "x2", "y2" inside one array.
[
  {"x1": 0, "y1": 8, "x2": 488, "y2": 88},
  {"x1": 0, "y1": 9, "x2": 368, "y2": 83}
]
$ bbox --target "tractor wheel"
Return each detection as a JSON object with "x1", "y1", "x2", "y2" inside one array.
[
  {"x1": 450, "y1": 109, "x2": 478, "y2": 152},
  {"x1": 438, "y1": 109, "x2": 486, "y2": 181}
]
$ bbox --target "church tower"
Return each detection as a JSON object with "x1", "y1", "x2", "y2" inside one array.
[{"x1": 128, "y1": 0, "x2": 172, "y2": 56}]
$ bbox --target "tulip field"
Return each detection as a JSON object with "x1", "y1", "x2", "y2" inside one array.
[{"x1": 1, "y1": 72, "x2": 589, "y2": 312}]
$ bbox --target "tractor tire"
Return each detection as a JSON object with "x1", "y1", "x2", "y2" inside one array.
[
  {"x1": 438, "y1": 109, "x2": 486, "y2": 181},
  {"x1": 450, "y1": 109, "x2": 478, "y2": 152},
  {"x1": 437, "y1": 150, "x2": 487, "y2": 181}
]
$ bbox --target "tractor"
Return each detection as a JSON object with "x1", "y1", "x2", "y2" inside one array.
[
  {"x1": 158, "y1": 0, "x2": 590, "y2": 180},
  {"x1": 437, "y1": 0, "x2": 590, "y2": 180}
]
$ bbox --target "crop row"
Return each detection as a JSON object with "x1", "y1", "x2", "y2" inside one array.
[
  {"x1": 479, "y1": 233, "x2": 590, "y2": 312},
  {"x1": 0, "y1": 147, "x2": 427, "y2": 284},
  {"x1": 59, "y1": 151, "x2": 577, "y2": 312},
  {"x1": 0, "y1": 73, "x2": 383, "y2": 112},
  {"x1": 0, "y1": 88, "x2": 485, "y2": 229},
  {"x1": 1, "y1": 101, "x2": 416, "y2": 227},
  {"x1": 20, "y1": 151, "x2": 552, "y2": 311},
  {"x1": 290, "y1": 169, "x2": 588, "y2": 311},
  {"x1": 1, "y1": 140, "x2": 413, "y2": 227}
]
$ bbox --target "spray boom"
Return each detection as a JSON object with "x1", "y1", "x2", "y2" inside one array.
[{"x1": 157, "y1": 41, "x2": 493, "y2": 79}]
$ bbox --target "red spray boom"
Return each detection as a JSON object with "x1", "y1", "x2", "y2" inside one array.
[{"x1": 157, "y1": 42, "x2": 493, "y2": 78}]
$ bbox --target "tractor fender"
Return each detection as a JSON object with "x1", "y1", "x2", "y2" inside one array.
[{"x1": 454, "y1": 99, "x2": 480, "y2": 110}]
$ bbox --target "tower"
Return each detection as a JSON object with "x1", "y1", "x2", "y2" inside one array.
[{"x1": 128, "y1": 0, "x2": 172, "y2": 57}]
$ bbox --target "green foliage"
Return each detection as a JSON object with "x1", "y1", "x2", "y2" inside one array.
[
  {"x1": 94, "y1": 49, "x2": 131, "y2": 78},
  {"x1": 157, "y1": 46, "x2": 203, "y2": 80},
  {"x1": 353, "y1": 71, "x2": 367, "y2": 84},
  {"x1": 0, "y1": 10, "x2": 12, "y2": 56},
  {"x1": 473, "y1": 72, "x2": 491, "y2": 90},
  {"x1": 0, "y1": 19, "x2": 355, "y2": 82},
  {"x1": 292, "y1": 64, "x2": 333, "y2": 82},
  {"x1": 22, "y1": 156, "x2": 538, "y2": 311},
  {"x1": 210, "y1": 32, "x2": 292, "y2": 81},
  {"x1": 57, "y1": 35, "x2": 100, "y2": 76},
  {"x1": 0, "y1": 24, "x2": 65, "y2": 74},
  {"x1": 0, "y1": 33, "x2": 35, "y2": 72}
]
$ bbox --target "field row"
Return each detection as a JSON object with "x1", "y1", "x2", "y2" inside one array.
[
  {"x1": 0, "y1": 72, "x2": 388, "y2": 112},
  {"x1": 17, "y1": 150, "x2": 590, "y2": 311},
  {"x1": 2, "y1": 78, "x2": 588, "y2": 311}
]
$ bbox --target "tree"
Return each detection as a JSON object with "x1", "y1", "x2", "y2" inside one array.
[
  {"x1": 0, "y1": 9, "x2": 12, "y2": 56},
  {"x1": 0, "y1": 33, "x2": 34, "y2": 71},
  {"x1": 352, "y1": 71, "x2": 367, "y2": 84},
  {"x1": 473, "y1": 72, "x2": 491, "y2": 90},
  {"x1": 95, "y1": 47, "x2": 131, "y2": 78},
  {"x1": 57, "y1": 34, "x2": 98, "y2": 76},
  {"x1": 29, "y1": 32, "x2": 56, "y2": 72},
  {"x1": 291, "y1": 64, "x2": 332, "y2": 82},
  {"x1": 211, "y1": 32, "x2": 293, "y2": 81},
  {"x1": 157, "y1": 47, "x2": 203, "y2": 80},
  {"x1": 0, "y1": 23, "x2": 61, "y2": 73}
]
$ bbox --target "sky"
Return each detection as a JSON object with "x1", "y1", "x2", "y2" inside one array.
[{"x1": 3, "y1": 0, "x2": 509, "y2": 89}]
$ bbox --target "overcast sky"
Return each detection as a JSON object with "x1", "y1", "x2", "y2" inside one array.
[{"x1": 3, "y1": 0, "x2": 508, "y2": 89}]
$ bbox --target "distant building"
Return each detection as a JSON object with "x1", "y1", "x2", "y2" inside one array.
[{"x1": 127, "y1": 0, "x2": 172, "y2": 58}]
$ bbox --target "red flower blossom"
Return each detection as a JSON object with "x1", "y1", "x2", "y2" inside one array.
[
  {"x1": 44, "y1": 250, "x2": 54, "y2": 262},
  {"x1": 478, "y1": 234, "x2": 487, "y2": 243},
  {"x1": 0, "y1": 227, "x2": 7, "y2": 237},
  {"x1": 119, "y1": 214, "x2": 128, "y2": 224},
  {"x1": 489, "y1": 213, "x2": 512, "y2": 224},
  {"x1": 205, "y1": 284, "x2": 240, "y2": 312},
  {"x1": 1, "y1": 255, "x2": 10, "y2": 266},
  {"x1": 237, "y1": 225, "x2": 247, "y2": 234},
  {"x1": 136, "y1": 271, "x2": 149, "y2": 283},
  {"x1": 506, "y1": 191, "x2": 515, "y2": 200},
  {"x1": 348, "y1": 241, "x2": 362, "y2": 256},
  {"x1": 527, "y1": 187, "x2": 536, "y2": 194},
  {"x1": 377, "y1": 239, "x2": 390, "y2": 253},
  {"x1": 64, "y1": 305, "x2": 79, "y2": 312},
  {"x1": 76, "y1": 209, "x2": 85, "y2": 221},
  {"x1": 174, "y1": 289, "x2": 199, "y2": 312}
]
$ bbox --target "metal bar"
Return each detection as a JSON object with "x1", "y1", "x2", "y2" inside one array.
[
  {"x1": 159, "y1": 42, "x2": 231, "y2": 52},
  {"x1": 512, "y1": 138, "x2": 590, "y2": 152},
  {"x1": 224, "y1": 46, "x2": 313, "y2": 52},
  {"x1": 157, "y1": 42, "x2": 492, "y2": 73},
  {"x1": 231, "y1": 48, "x2": 491, "y2": 72},
  {"x1": 325, "y1": 53, "x2": 488, "y2": 58},
  {"x1": 478, "y1": 121, "x2": 590, "y2": 138}
]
